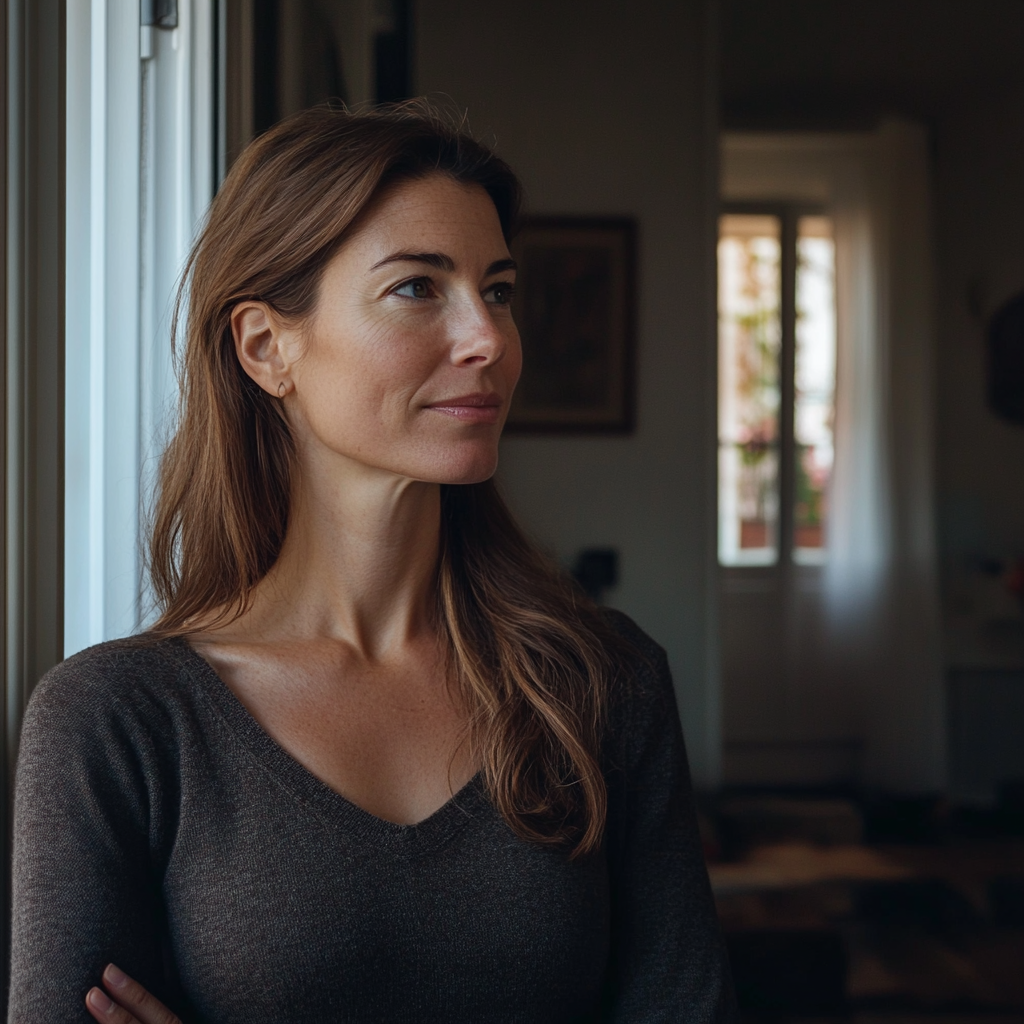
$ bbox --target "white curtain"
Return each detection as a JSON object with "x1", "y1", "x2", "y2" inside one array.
[{"x1": 722, "y1": 123, "x2": 945, "y2": 793}]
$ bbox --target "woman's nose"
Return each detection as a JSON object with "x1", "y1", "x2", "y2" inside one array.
[{"x1": 448, "y1": 296, "x2": 509, "y2": 367}]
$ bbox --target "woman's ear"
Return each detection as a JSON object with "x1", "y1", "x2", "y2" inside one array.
[{"x1": 231, "y1": 301, "x2": 296, "y2": 398}]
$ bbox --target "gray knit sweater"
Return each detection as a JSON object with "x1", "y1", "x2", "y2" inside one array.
[{"x1": 9, "y1": 612, "x2": 735, "y2": 1023}]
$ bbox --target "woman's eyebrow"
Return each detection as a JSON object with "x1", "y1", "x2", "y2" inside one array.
[
  {"x1": 486, "y1": 258, "x2": 517, "y2": 276},
  {"x1": 370, "y1": 251, "x2": 455, "y2": 272},
  {"x1": 368, "y1": 253, "x2": 518, "y2": 276}
]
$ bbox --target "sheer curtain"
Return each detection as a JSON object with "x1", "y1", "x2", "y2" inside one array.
[{"x1": 722, "y1": 123, "x2": 945, "y2": 793}]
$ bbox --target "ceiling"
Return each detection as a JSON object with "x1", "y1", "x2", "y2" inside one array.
[{"x1": 721, "y1": 0, "x2": 1024, "y2": 128}]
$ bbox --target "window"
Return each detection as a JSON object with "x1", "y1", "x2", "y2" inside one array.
[
  {"x1": 717, "y1": 209, "x2": 837, "y2": 567},
  {"x1": 64, "y1": 2, "x2": 218, "y2": 654}
]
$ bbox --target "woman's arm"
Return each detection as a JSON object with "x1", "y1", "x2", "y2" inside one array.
[
  {"x1": 601, "y1": 616, "x2": 738, "y2": 1023},
  {"x1": 9, "y1": 659, "x2": 175, "y2": 1023}
]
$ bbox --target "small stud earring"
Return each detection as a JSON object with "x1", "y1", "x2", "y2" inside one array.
[{"x1": 277, "y1": 382, "x2": 286, "y2": 398}]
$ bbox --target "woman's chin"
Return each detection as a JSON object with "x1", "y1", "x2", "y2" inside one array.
[{"x1": 427, "y1": 450, "x2": 500, "y2": 486}]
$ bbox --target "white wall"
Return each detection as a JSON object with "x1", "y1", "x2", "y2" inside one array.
[
  {"x1": 416, "y1": 0, "x2": 721, "y2": 785},
  {"x1": 931, "y1": 81, "x2": 1024, "y2": 699},
  {"x1": 934, "y1": 86, "x2": 1024, "y2": 569}
]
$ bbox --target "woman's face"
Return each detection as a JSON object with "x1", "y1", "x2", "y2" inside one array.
[{"x1": 283, "y1": 174, "x2": 521, "y2": 486}]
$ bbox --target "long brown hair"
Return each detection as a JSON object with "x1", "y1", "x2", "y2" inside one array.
[{"x1": 149, "y1": 103, "x2": 628, "y2": 857}]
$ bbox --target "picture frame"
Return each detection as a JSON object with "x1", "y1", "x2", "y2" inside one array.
[{"x1": 505, "y1": 216, "x2": 637, "y2": 434}]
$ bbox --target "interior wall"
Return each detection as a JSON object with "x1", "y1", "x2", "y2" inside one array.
[
  {"x1": 415, "y1": 0, "x2": 721, "y2": 785},
  {"x1": 720, "y1": 0, "x2": 1024, "y2": 642},
  {"x1": 934, "y1": 85, "x2": 1024, "y2": 607},
  {"x1": 719, "y1": 0, "x2": 1024, "y2": 794}
]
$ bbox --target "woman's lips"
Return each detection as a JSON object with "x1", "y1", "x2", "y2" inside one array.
[{"x1": 426, "y1": 393, "x2": 502, "y2": 424}]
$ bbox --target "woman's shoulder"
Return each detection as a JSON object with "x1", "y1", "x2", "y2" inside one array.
[
  {"x1": 16, "y1": 639, "x2": 199, "y2": 873},
  {"x1": 594, "y1": 607, "x2": 699, "y2": 782},
  {"x1": 600, "y1": 607, "x2": 669, "y2": 673},
  {"x1": 598, "y1": 608, "x2": 678, "y2": 735},
  {"x1": 24, "y1": 636, "x2": 193, "y2": 740}
]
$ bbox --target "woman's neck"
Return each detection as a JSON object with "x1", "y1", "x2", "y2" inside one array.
[{"x1": 222, "y1": 452, "x2": 442, "y2": 660}]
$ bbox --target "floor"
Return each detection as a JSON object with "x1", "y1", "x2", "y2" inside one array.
[{"x1": 702, "y1": 794, "x2": 1024, "y2": 1022}]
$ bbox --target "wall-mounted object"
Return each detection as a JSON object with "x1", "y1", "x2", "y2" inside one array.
[
  {"x1": 506, "y1": 217, "x2": 637, "y2": 433},
  {"x1": 571, "y1": 547, "x2": 620, "y2": 604},
  {"x1": 988, "y1": 289, "x2": 1024, "y2": 425}
]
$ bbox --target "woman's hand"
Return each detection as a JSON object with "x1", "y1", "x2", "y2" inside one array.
[{"x1": 85, "y1": 964, "x2": 182, "y2": 1024}]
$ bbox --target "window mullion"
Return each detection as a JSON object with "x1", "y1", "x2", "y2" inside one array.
[{"x1": 778, "y1": 208, "x2": 798, "y2": 568}]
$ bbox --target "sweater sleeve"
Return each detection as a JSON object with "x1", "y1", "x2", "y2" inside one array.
[
  {"x1": 8, "y1": 653, "x2": 175, "y2": 1024},
  {"x1": 600, "y1": 614, "x2": 737, "y2": 1023}
]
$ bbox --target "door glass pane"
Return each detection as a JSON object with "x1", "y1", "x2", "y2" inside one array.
[
  {"x1": 718, "y1": 214, "x2": 781, "y2": 566},
  {"x1": 793, "y1": 215, "x2": 836, "y2": 563}
]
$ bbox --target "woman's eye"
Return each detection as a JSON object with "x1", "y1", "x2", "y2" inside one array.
[
  {"x1": 486, "y1": 282, "x2": 516, "y2": 306},
  {"x1": 393, "y1": 278, "x2": 432, "y2": 299}
]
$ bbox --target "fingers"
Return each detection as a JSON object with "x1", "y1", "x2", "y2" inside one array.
[
  {"x1": 85, "y1": 986, "x2": 140, "y2": 1024},
  {"x1": 83, "y1": 964, "x2": 182, "y2": 1024},
  {"x1": 102, "y1": 964, "x2": 183, "y2": 1024}
]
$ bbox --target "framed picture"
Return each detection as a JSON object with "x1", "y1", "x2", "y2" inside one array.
[{"x1": 506, "y1": 217, "x2": 637, "y2": 433}]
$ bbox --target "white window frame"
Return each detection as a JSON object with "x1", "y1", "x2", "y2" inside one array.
[{"x1": 65, "y1": 0, "x2": 218, "y2": 655}]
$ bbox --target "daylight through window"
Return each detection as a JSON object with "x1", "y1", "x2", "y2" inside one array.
[{"x1": 718, "y1": 211, "x2": 836, "y2": 567}]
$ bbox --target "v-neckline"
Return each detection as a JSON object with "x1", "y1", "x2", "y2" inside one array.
[{"x1": 167, "y1": 636, "x2": 489, "y2": 852}]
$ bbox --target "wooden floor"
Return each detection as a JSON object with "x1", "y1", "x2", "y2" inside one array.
[{"x1": 706, "y1": 797, "x2": 1024, "y2": 1020}]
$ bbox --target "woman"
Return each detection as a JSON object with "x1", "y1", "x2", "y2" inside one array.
[{"x1": 10, "y1": 104, "x2": 734, "y2": 1023}]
